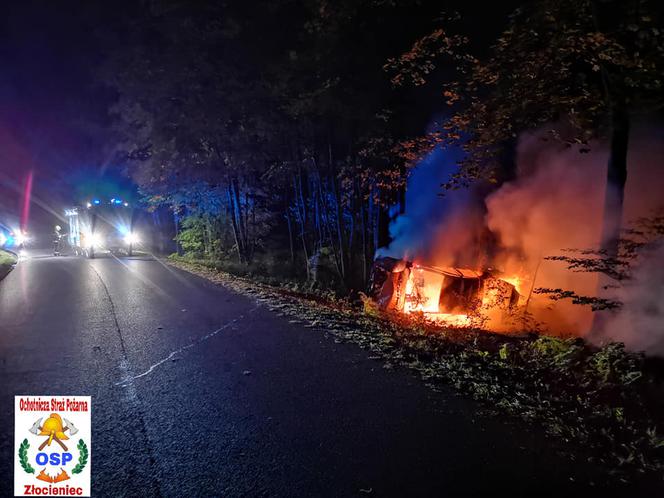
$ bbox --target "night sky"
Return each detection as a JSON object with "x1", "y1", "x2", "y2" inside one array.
[{"x1": 0, "y1": 1, "x2": 130, "y2": 231}]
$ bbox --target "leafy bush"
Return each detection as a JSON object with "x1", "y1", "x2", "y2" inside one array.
[
  {"x1": 589, "y1": 343, "x2": 643, "y2": 386},
  {"x1": 527, "y1": 336, "x2": 586, "y2": 370},
  {"x1": 176, "y1": 216, "x2": 207, "y2": 257},
  {"x1": 0, "y1": 249, "x2": 17, "y2": 278}
]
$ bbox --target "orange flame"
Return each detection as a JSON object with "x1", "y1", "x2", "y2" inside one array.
[{"x1": 400, "y1": 262, "x2": 523, "y2": 330}]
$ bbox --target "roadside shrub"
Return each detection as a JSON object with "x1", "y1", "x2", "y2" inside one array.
[
  {"x1": 589, "y1": 343, "x2": 643, "y2": 386},
  {"x1": 360, "y1": 292, "x2": 380, "y2": 317},
  {"x1": 176, "y1": 216, "x2": 206, "y2": 257},
  {"x1": 526, "y1": 336, "x2": 586, "y2": 371}
]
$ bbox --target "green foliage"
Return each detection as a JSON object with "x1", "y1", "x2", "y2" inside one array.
[
  {"x1": 360, "y1": 292, "x2": 381, "y2": 318},
  {"x1": 529, "y1": 336, "x2": 582, "y2": 361},
  {"x1": 72, "y1": 439, "x2": 88, "y2": 474},
  {"x1": 103, "y1": 0, "x2": 441, "y2": 288},
  {"x1": 170, "y1": 248, "x2": 303, "y2": 287},
  {"x1": 0, "y1": 249, "x2": 17, "y2": 280},
  {"x1": 388, "y1": 0, "x2": 664, "y2": 187},
  {"x1": 0, "y1": 249, "x2": 17, "y2": 267},
  {"x1": 176, "y1": 217, "x2": 207, "y2": 257},
  {"x1": 18, "y1": 439, "x2": 34, "y2": 474},
  {"x1": 589, "y1": 343, "x2": 643, "y2": 385}
]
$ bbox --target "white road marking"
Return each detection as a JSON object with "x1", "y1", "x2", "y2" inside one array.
[{"x1": 116, "y1": 308, "x2": 257, "y2": 387}]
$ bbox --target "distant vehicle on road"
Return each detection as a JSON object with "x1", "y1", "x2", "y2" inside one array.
[
  {"x1": 65, "y1": 197, "x2": 140, "y2": 258},
  {"x1": 0, "y1": 222, "x2": 28, "y2": 251}
]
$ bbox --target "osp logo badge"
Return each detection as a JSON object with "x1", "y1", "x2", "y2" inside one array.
[{"x1": 14, "y1": 396, "x2": 91, "y2": 497}]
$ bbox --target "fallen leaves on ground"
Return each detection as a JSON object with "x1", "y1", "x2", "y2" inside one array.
[{"x1": 169, "y1": 257, "x2": 664, "y2": 481}]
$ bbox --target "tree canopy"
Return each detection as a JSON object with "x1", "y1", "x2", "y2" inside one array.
[
  {"x1": 103, "y1": 0, "x2": 446, "y2": 289},
  {"x1": 103, "y1": 0, "x2": 664, "y2": 291}
]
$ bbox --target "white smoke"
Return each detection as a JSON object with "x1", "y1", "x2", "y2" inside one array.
[
  {"x1": 485, "y1": 132, "x2": 607, "y2": 334},
  {"x1": 601, "y1": 242, "x2": 664, "y2": 355},
  {"x1": 381, "y1": 124, "x2": 664, "y2": 353}
]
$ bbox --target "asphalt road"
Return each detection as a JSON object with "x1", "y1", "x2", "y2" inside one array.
[{"x1": 0, "y1": 249, "x2": 649, "y2": 497}]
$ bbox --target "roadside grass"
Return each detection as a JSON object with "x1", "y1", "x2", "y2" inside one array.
[
  {"x1": 169, "y1": 256, "x2": 664, "y2": 482},
  {"x1": 0, "y1": 249, "x2": 17, "y2": 280},
  {"x1": 170, "y1": 252, "x2": 311, "y2": 288}
]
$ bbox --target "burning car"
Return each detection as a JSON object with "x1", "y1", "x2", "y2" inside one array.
[{"x1": 368, "y1": 256, "x2": 520, "y2": 326}]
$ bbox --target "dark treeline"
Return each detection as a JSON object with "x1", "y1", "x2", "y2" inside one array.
[
  {"x1": 103, "y1": 0, "x2": 455, "y2": 291},
  {"x1": 103, "y1": 0, "x2": 664, "y2": 293}
]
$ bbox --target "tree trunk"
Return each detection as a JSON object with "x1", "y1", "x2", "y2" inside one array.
[
  {"x1": 326, "y1": 144, "x2": 347, "y2": 281},
  {"x1": 204, "y1": 216, "x2": 212, "y2": 256},
  {"x1": 285, "y1": 201, "x2": 295, "y2": 265},
  {"x1": 227, "y1": 180, "x2": 245, "y2": 263},
  {"x1": 316, "y1": 175, "x2": 341, "y2": 276},
  {"x1": 592, "y1": 105, "x2": 630, "y2": 336},
  {"x1": 377, "y1": 202, "x2": 391, "y2": 250},
  {"x1": 600, "y1": 105, "x2": 629, "y2": 257},
  {"x1": 173, "y1": 208, "x2": 183, "y2": 256},
  {"x1": 330, "y1": 176, "x2": 346, "y2": 280},
  {"x1": 293, "y1": 172, "x2": 311, "y2": 279},
  {"x1": 360, "y1": 192, "x2": 368, "y2": 286},
  {"x1": 230, "y1": 178, "x2": 252, "y2": 264}
]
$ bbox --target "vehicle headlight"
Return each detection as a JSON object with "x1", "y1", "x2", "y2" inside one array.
[
  {"x1": 15, "y1": 232, "x2": 27, "y2": 245},
  {"x1": 84, "y1": 232, "x2": 102, "y2": 247},
  {"x1": 124, "y1": 232, "x2": 139, "y2": 245}
]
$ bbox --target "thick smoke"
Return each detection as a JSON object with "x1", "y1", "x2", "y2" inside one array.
[
  {"x1": 383, "y1": 125, "x2": 664, "y2": 352},
  {"x1": 378, "y1": 145, "x2": 486, "y2": 268},
  {"x1": 602, "y1": 242, "x2": 664, "y2": 355},
  {"x1": 485, "y1": 132, "x2": 608, "y2": 334},
  {"x1": 598, "y1": 128, "x2": 664, "y2": 355}
]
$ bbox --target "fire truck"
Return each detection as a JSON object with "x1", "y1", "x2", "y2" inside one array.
[{"x1": 64, "y1": 197, "x2": 140, "y2": 258}]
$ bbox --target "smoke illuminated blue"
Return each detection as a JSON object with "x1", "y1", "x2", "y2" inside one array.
[{"x1": 377, "y1": 144, "x2": 482, "y2": 266}]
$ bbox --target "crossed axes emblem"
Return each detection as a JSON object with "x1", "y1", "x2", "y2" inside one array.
[{"x1": 28, "y1": 413, "x2": 79, "y2": 452}]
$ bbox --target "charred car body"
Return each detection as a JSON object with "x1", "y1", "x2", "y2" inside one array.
[{"x1": 368, "y1": 257, "x2": 520, "y2": 320}]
